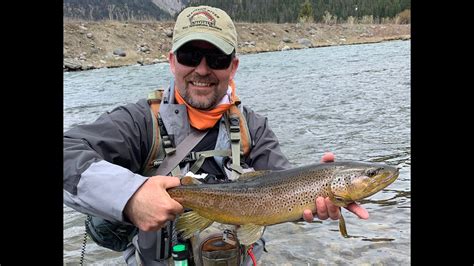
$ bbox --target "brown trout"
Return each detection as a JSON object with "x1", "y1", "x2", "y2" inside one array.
[{"x1": 168, "y1": 161, "x2": 399, "y2": 245}]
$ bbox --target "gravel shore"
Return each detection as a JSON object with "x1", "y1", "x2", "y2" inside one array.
[{"x1": 64, "y1": 20, "x2": 410, "y2": 71}]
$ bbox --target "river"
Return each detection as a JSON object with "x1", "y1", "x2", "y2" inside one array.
[{"x1": 64, "y1": 40, "x2": 410, "y2": 265}]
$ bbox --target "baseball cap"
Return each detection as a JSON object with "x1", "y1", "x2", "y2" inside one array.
[{"x1": 172, "y1": 6, "x2": 238, "y2": 55}]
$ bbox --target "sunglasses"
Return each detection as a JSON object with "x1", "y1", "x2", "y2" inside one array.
[{"x1": 176, "y1": 46, "x2": 234, "y2": 70}]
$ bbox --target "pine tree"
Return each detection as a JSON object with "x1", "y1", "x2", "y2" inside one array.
[{"x1": 298, "y1": 0, "x2": 314, "y2": 23}]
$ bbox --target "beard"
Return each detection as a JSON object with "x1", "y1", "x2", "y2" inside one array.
[
  {"x1": 182, "y1": 86, "x2": 220, "y2": 110},
  {"x1": 181, "y1": 74, "x2": 226, "y2": 110}
]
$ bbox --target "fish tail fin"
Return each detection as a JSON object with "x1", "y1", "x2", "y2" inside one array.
[{"x1": 176, "y1": 211, "x2": 213, "y2": 239}]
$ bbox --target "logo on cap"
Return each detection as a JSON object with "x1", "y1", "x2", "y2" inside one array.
[{"x1": 185, "y1": 8, "x2": 222, "y2": 31}]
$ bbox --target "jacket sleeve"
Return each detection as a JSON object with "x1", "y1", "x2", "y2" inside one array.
[
  {"x1": 63, "y1": 99, "x2": 153, "y2": 222},
  {"x1": 243, "y1": 106, "x2": 292, "y2": 171}
]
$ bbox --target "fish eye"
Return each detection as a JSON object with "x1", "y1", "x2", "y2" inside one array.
[{"x1": 366, "y1": 168, "x2": 378, "y2": 177}]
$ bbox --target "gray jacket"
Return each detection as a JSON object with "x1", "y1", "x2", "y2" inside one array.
[{"x1": 64, "y1": 84, "x2": 291, "y2": 263}]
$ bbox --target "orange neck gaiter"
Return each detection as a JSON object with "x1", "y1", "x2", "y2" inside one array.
[{"x1": 175, "y1": 80, "x2": 237, "y2": 130}]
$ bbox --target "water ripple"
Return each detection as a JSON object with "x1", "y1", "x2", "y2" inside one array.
[{"x1": 64, "y1": 40, "x2": 410, "y2": 264}]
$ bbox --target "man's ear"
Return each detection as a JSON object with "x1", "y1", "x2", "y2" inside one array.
[
  {"x1": 230, "y1": 57, "x2": 239, "y2": 79},
  {"x1": 169, "y1": 51, "x2": 176, "y2": 74}
]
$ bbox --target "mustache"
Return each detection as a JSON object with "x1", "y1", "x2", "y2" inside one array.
[{"x1": 185, "y1": 73, "x2": 218, "y2": 84}]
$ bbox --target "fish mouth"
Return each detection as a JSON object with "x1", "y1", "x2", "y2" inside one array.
[
  {"x1": 381, "y1": 167, "x2": 399, "y2": 185},
  {"x1": 363, "y1": 167, "x2": 399, "y2": 198}
]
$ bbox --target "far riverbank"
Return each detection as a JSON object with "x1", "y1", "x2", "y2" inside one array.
[{"x1": 64, "y1": 20, "x2": 410, "y2": 71}]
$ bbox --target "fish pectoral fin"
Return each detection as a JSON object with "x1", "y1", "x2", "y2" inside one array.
[
  {"x1": 176, "y1": 211, "x2": 213, "y2": 240},
  {"x1": 238, "y1": 170, "x2": 271, "y2": 182},
  {"x1": 338, "y1": 209, "x2": 349, "y2": 238},
  {"x1": 236, "y1": 224, "x2": 266, "y2": 245}
]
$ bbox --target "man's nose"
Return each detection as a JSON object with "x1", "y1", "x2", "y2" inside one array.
[{"x1": 194, "y1": 56, "x2": 211, "y2": 75}]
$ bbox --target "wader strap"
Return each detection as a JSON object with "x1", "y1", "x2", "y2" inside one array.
[
  {"x1": 155, "y1": 128, "x2": 209, "y2": 176},
  {"x1": 229, "y1": 114, "x2": 243, "y2": 180},
  {"x1": 148, "y1": 91, "x2": 163, "y2": 114},
  {"x1": 140, "y1": 89, "x2": 164, "y2": 176},
  {"x1": 157, "y1": 117, "x2": 181, "y2": 176},
  {"x1": 170, "y1": 166, "x2": 181, "y2": 177},
  {"x1": 144, "y1": 116, "x2": 182, "y2": 177},
  {"x1": 189, "y1": 150, "x2": 232, "y2": 173}
]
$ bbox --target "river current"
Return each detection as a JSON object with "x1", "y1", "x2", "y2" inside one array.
[{"x1": 64, "y1": 40, "x2": 410, "y2": 265}]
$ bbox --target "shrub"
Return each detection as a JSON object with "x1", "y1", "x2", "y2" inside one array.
[{"x1": 396, "y1": 9, "x2": 411, "y2": 24}]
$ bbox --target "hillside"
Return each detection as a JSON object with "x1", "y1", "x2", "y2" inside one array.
[
  {"x1": 63, "y1": 0, "x2": 173, "y2": 20},
  {"x1": 63, "y1": 20, "x2": 410, "y2": 71},
  {"x1": 63, "y1": 0, "x2": 410, "y2": 23}
]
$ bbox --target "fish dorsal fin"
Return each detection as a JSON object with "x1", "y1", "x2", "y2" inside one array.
[
  {"x1": 180, "y1": 176, "x2": 203, "y2": 185},
  {"x1": 176, "y1": 211, "x2": 213, "y2": 240},
  {"x1": 238, "y1": 170, "x2": 271, "y2": 182},
  {"x1": 236, "y1": 224, "x2": 266, "y2": 245}
]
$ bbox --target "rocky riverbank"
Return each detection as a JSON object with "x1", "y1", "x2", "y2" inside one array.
[{"x1": 63, "y1": 20, "x2": 410, "y2": 71}]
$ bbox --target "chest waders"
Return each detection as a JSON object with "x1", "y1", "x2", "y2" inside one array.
[{"x1": 135, "y1": 89, "x2": 253, "y2": 266}]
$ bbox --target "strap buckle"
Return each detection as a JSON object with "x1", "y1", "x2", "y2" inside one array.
[
  {"x1": 162, "y1": 135, "x2": 176, "y2": 155},
  {"x1": 229, "y1": 116, "x2": 240, "y2": 134},
  {"x1": 152, "y1": 159, "x2": 163, "y2": 168},
  {"x1": 222, "y1": 229, "x2": 237, "y2": 246}
]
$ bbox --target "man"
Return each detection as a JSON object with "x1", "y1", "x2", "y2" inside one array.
[{"x1": 64, "y1": 5, "x2": 368, "y2": 265}]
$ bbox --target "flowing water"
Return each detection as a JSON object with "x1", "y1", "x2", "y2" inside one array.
[{"x1": 64, "y1": 40, "x2": 410, "y2": 265}]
